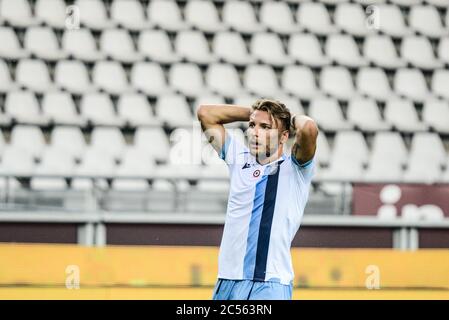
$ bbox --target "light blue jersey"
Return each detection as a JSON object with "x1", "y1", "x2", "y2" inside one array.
[{"x1": 217, "y1": 131, "x2": 314, "y2": 287}]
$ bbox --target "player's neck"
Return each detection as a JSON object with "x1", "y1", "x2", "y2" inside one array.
[{"x1": 256, "y1": 145, "x2": 284, "y2": 166}]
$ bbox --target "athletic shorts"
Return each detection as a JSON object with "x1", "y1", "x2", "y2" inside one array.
[{"x1": 212, "y1": 278, "x2": 293, "y2": 300}]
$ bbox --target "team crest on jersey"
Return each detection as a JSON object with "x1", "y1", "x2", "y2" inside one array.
[{"x1": 253, "y1": 169, "x2": 261, "y2": 177}]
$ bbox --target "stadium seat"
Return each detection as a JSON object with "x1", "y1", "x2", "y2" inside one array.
[
  {"x1": 296, "y1": 2, "x2": 338, "y2": 35},
  {"x1": 185, "y1": 0, "x2": 227, "y2": 33},
  {"x1": 213, "y1": 32, "x2": 256, "y2": 66},
  {"x1": 130, "y1": 62, "x2": 170, "y2": 97},
  {"x1": 394, "y1": 68, "x2": 431, "y2": 102},
  {"x1": 80, "y1": 92, "x2": 125, "y2": 127},
  {"x1": 62, "y1": 29, "x2": 106, "y2": 62},
  {"x1": 100, "y1": 29, "x2": 143, "y2": 63},
  {"x1": 155, "y1": 94, "x2": 194, "y2": 128},
  {"x1": 147, "y1": 0, "x2": 190, "y2": 32},
  {"x1": 206, "y1": 63, "x2": 244, "y2": 98},
  {"x1": 289, "y1": 33, "x2": 331, "y2": 67},
  {"x1": 0, "y1": 0, "x2": 39, "y2": 28},
  {"x1": 35, "y1": 0, "x2": 67, "y2": 29},
  {"x1": 138, "y1": 30, "x2": 181, "y2": 64},
  {"x1": 281, "y1": 65, "x2": 320, "y2": 100},
  {"x1": 117, "y1": 93, "x2": 160, "y2": 127},
  {"x1": 175, "y1": 30, "x2": 217, "y2": 65},
  {"x1": 0, "y1": 27, "x2": 30, "y2": 60},
  {"x1": 376, "y1": 4, "x2": 412, "y2": 37},
  {"x1": 110, "y1": 0, "x2": 153, "y2": 31},
  {"x1": 409, "y1": 132, "x2": 447, "y2": 166},
  {"x1": 320, "y1": 66, "x2": 356, "y2": 101},
  {"x1": 390, "y1": 0, "x2": 423, "y2": 6},
  {"x1": 259, "y1": 1, "x2": 300, "y2": 34},
  {"x1": 9, "y1": 125, "x2": 46, "y2": 159},
  {"x1": 356, "y1": 67, "x2": 394, "y2": 101},
  {"x1": 409, "y1": 5, "x2": 447, "y2": 38},
  {"x1": 325, "y1": 34, "x2": 368, "y2": 68},
  {"x1": 364, "y1": 35, "x2": 406, "y2": 69},
  {"x1": 244, "y1": 64, "x2": 280, "y2": 98},
  {"x1": 425, "y1": 0, "x2": 449, "y2": 7},
  {"x1": 222, "y1": 0, "x2": 265, "y2": 34},
  {"x1": 30, "y1": 177, "x2": 68, "y2": 191},
  {"x1": 169, "y1": 63, "x2": 206, "y2": 97},
  {"x1": 370, "y1": 132, "x2": 408, "y2": 165},
  {"x1": 308, "y1": 97, "x2": 353, "y2": 131},
  {"x1": 422, "y1": 99, "x2": 449, "y2": 134},
  {"x1": 74, "y1": 0, "x2": 117, "y2": 30},
  {"x1": 90, "y1": 127, "x2": 127, "y2": 160},
  {"x1": 251, "y1": 33, "x2": 293, "y2": 66},
  {"x1": 384, "y1": 98, "x2": 428, "y2": 133},
  {"x1": 5, "y1": 90, "x2": 49, "y2": 125},
  {"x1": 34, "y1": 148, "x2": 75, "y2": 176},
  {"x1": 314, "y1": 132, "x2": 331, "y2": 166},
  {"x1": 432, "y1": 69, "x2": 449, "y2": 100},
  {"x1": 403, "y1": 156, "x2": 442, "y2": 183},
  {"x1": 0, "y1": 60, "x2": 17, "y2": 93},
  {"x1": 347, "y1": 97, "x2": 392, "y2": 132},
  {"x1": 332, "y1": 131, "x2": 369, "y2": 166},
  {"x1": 75, "y1": 148, "x2": 117, "y2": 177},
  {"x1": 15, "y1": 59, "x2": 54, "y2": 93},
  {"x1": 50, "y1": 126, "x2": 86, "y2": 160},
  {"x1": 92, "y1": 61, "x2": 131, "y2": 95},
  {"x1": 134, "y1": 127, "x2": 170, "y2": 163},
  {"x1": 353, "y1": 0, "x2": 386, "y2": 4},
  {"x1": 0, "y1": 147, "x2": 35, "y2": 176},
  {"x1": 42, "y1": 91, "x2": 87, "y2": 127},
  {"x1": 438, "y1": 37, "x2": 449, "y2": 65},
  {"x1": 401, "y1": 36, "x2": 443, "y2": 70},
  {"x1": 54, "y1": 60, "x2": 94, "y2": 95},
  {"x1": 334, "y1": 3, "x2": 373, "y2": 36},
  {"x1": 110, "y1": 178, "x2": 150, "y2": 192},
  {"x1": 364, "y1": 157, "x2": 403, "y2": 183}
]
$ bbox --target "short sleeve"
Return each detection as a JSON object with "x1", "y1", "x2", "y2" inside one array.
[
  {"x1": 291, "y1": 156, "x2": 315, "y2": 183},
  {"x1": 219, "y1": 131, "x2": 245, "y2": 166}
]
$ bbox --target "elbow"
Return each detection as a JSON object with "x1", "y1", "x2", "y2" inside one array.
[
  {"x1": 197, "y1": 105, "x2": 207, "y2": 121},
  {"x1": 298, "y1": 118, "x2": 319, "y2": 140}
]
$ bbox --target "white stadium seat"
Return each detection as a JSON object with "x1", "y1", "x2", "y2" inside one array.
[
  {"x1": 213, "y1": 32, "x2": 256, "y2": 66},
  {"x1": 222, "y1": 1, "x2": 265, "y2": 34},
  {"x1": 0, "y1": 27, "x2": 29, "y2": 60},
  {"x1": 401, "y1": 36, "x2": 443, "y2": 70},
  {"x1": 260, "y1": 1, "x2": 300, "y2": 34},
  {"x1": 251, "y1": 33, "x2": 293, "y2": 66},
  {"x1": 409, "y1": 5, "x2": 447, "y2": 38},
  {"x1": 0, "y1": 147, "x2": 35, "y2": 176},
  {"x1": 15, "y1": 59, "x2": 53, "y2": 93},
  {"x1": 370, "y1": 131, "x2": 408, "y2": 165},
  {"x1": 155, "y1": 94, "x2": 194, "y2": 128},
  {"x1": 308, "y1": 97, "x2": 353, "y2": 131},
  {"x1": 10, "y1": 125, "x2": 46, "y2": 159},
  {"x1": 384, "y1": 98, "x2": 428, "y2": 133},
  {"x1": 296, "y1": 2, "x2": 338, "y2": 35},
  {"x1": 282, "y1": 65, "x2": 320, "y2": 100},
  {"x1": 100, "y1": 29, "x2": 143, "y2": 63},
  {"x1": 394, "y1": 68, "x2": 431, "y2": 102},
  {"x1": 376, "y1": 4, "x2": 412, "y2": 38},
  {"x1": 54, "y1": 60, "x2": 94, "y2": 95},
  {"x1": 50, "y1": 126, "x2": 86, "y2": 160},
  {"x1": 90, "y1": 127, "x2": 127, "y2": 160},
  {"x1": 175, "y1": 30, "x2": 217, "y2": 65},
  {"x1": 334, "y1": 3, "x2": 373, "y2": 37},
  {"x1": 289, "y1": 33, "x2": 331, "y2": 67},
  {"x1": 206, "y1": 63, "x2": 244, "y2": 98},
  {"x1": 147, "y1": 0, "x2": 190, "y2": 32},
  {"x1": 326, "y1": 34, "x2": 368, "y2": 68},
  {"x1": 185, "y1": 0, "x2": 227, "y2": 33},
  {"x1": 364, "y1": 35, "x2": 406, "y2": 69},
  {"x1": 134, "y1": 127, "x2": 170, "y2": 163},
  {"x1": 320, "y1": 66, "x2": 356, "y2": 101},
  {"x1": 244, "y1": 65, "x2": 280, "y2": 98},
  {"x1": 169, "y1": 63, "x2": 206, "y2": 97},
  {"x1": 75, "y1": 148, "x2": 116, "y2": 177},
  {"x1": 117, "y1": 93, "x2": 160, "y2": 127},
  {"x1": 80, "y1": 92, "x2": 125, "y2": 127},
  {"x1": 356, "y1": 67, "x2": 394, "y2": 101},
  {"x1": 74, "y1": 0, "x2": 117, "y2": 30},
  {"x1": 110, "y1": 0, "x2": 153, "y2": 31},
  {"x1": 347, "y1": 97, "x2": 392, "y2": 132},
  {"x1": 409, "y1": 132, "x2": 447, "y2": 166},
  {"x1": 35, "y1": 0, "x2": 67, "y2": 29},
  {"x1": 432, "y1": 69, "x2": 449, "y2": 100},
  {"x1": 92, "y1": 61, "x2": 131, "y2": 95},
  {"x1": 422, "y1": 99, "x2": 449, "y2": 134},
  {"x1": 130, "y1": 62, "x2": 170, "y2": 97},
  {"x1": 5, "y1": 90, "x2": 49, "y2": 125},
  {"x1": 438, "y1": 37, "x2": 449, "y2": 65},
  {"x1": 63, "y1": 29, "x2": 106, "y2": 62},
  {"x1": 139, "y1": 30, "x2": 181, "y2": 64},
  {"x1": 42, "y1": 91, "x2": 87, "y2": 127},
  {"x1": 0, "y1": 0, "x2": 39, "y2": 28},
  {"x1": 0, "y1": 60, "x2": 17, "y2": 93}
]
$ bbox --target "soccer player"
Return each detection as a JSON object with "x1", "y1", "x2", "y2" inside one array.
[{"x1": 197, "y1": 99, "x2": 318, "y2": 300}]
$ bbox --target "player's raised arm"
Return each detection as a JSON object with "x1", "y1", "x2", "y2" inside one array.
[
  {"x1": 291, "y1": 114, "x2": 319, "y2": 165},
  {"x1": 196, "y1": 104, "x2": 251, "y2": 154}
]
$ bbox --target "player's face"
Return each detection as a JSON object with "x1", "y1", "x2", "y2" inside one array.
[{"x1": 247, "y1": 110, "x2": 283, "y2": 160}]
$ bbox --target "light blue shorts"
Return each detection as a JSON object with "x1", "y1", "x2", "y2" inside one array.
[{"x1": 212, "y1": 278, "x2": 293, "y2": 300}]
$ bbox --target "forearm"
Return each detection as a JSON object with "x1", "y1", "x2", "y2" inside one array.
[
  {"x1": 197, "y1": 104, "x2": 251, "y2": 125},
  {"x1": 291, "y1": 114, "x2": 318, "y2": 162}
]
